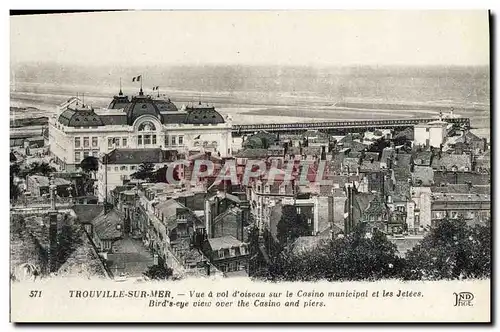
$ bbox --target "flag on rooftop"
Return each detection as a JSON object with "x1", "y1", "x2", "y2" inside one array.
[{"x1": 132, "y1": 75, "x2": 141, "y2": 82}]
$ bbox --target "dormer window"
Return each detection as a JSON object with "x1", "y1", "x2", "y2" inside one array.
[{"x1": 264, "y1": 184, "x2": 271, "y2": 194}]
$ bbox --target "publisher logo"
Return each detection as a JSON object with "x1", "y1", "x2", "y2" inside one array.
[{"x1": 453, "y1": 292, "x2": 474, "y2": 307}]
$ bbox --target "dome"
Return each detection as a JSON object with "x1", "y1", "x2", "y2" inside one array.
[
  {"x1": 108, "y1": 92, "x2": 130, "y2": 109},
  {"x1": 58, "y1": 106, "x2": 104, "y2": 127},
  {"x1": 184, "y1": 102, "x2": 225, "y2": 125},
  {"x1": 155, "y1": 97, "x2": 178, "y2": 112},
  {"x1": 124, "y1": 93, "x2": 163, "y2": 125}
]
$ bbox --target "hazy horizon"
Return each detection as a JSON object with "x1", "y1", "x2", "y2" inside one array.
[{"x1": 11, "y1": 11, "x2": 489, "y2": 67}]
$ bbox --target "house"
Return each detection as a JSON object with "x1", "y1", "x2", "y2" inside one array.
[
  {"x1": 202, "y1": 235, "x2": 250, "y2": 277},
  {"x1": 205, "y1": 191, "x2": 251, "y2": 240},
  {"x1": 153, "y1": 199, "x2": 203, "y2": 242},
  {"x1": 88, "y1": 209, "x2": 124, "y2": 253},
  {"x1": 475, "y1": 151, "x2": 490, "y2": 174},
  {"x1": 414, "y1": 120, "x2": 449, "y2": 148},
  {"x1": 26, "y1": 175, "x2": 73, "y2": 197},
  {"x1": 412, "y1": 166, "x2": 434, "y2": 186},
  {"x1": 97, "y1": 148, "x2": 179, "y2": 202},
  {"x1": 430, "y1": 192, "x2": 491, "y2": 226},
  {"x1": 412, "y1": 150, "x2": 433, "y2": 167},
  {"x1": 431, "y1": 153, "x2": 472, "y2": 172}
]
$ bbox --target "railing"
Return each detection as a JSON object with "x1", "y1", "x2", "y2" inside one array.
[{"x1": 232, "y1": 117, "x2": 470, "y2": 133}]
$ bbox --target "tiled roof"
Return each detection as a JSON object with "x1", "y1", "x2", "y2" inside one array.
[
  {"x1": 413, "y1": 151, "x2": 433, "y2": 166},
  {"x1": 464, "y1": 131, "x2": 483, "y2": 143},
  {"x1": 28, "y1": 175, "x2": 71, "y2": 187},
  {"x1": 431, "y1": 153, "x2": 472, "y2": 172},
  {"x1": 99, "y1": 114, "x2": 128, "y2": 126},
  {"x1": 393, "y1": 127, "x2": 414, "y2": 141},
  {"x1": 105, "y1": 148, "x2": 163, "y2": 165},
  {"x1": 393, "y1": 153, "x2": 412, "y2": 168},
  {"x1": 431, "y1": 192, "x2": 490, "y2": 202},
  {"x1": 234, "y1": 148, "x2": 269, "y2": 159},
  {"x1": 393, "y1": 167, "x2": 411, "y2": 182},
  {"x1": 72, "y1": 204, "x2": 104, "y2": 224},
  {"x1": 363, "y1": 152, "x2": 380, "y2": 161},
  {"x1": 412, "y1": 166, "x2": 434, "y2": 186},
  {"x1": 91, "y1": 210, "x2": 123, "y2": 240},
  {"x1": 302, "y1": 146, "x2": 322, "y2": 156},
  {"x1": 434, "y1": 171, "x2": 490, "y2": 186},
  {"x1": 431, "y1": 184, "x2": 490, "y2": 195},
  {"x1": 207, "y1": 235, "x2": 245, "y2": 251},
  {"x1": 342, "y1": 157, "x2": 361, "y2": 170},
  {"x1": 57, "y1": 233, "x2": 109, "y2": 278},
  {"x1": 360, "y1": 160, "x2": 381, "y2": 172}
]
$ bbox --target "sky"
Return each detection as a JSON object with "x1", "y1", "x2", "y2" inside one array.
[{"x1": 10, "y1": 10, "x2": 490, "y2": 67}]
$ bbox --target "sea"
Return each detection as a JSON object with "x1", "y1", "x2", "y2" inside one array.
[{"x1": 10, "y1": 64, "x2": 491, "y2": 139}]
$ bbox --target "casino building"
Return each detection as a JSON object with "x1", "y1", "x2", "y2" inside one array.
[{"x1": 47, "y1": 86, "x2": 233, "y2": 201}]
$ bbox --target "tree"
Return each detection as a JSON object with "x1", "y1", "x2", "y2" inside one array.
[
  {"x1": 276, "y1": 205, "x2": 310, "y2": 246},
  {"x1": 402, "y1": 218, "x2": 491, "y2": 280},
  {"x1": 131, "y1": 162, "x2": 156, "y2": 182},
  {"x1": 266, "y1": 224, "x2": 402, "y2": 282},
  {"x1": 143, "y1": 257, "x2": 173, "y2": 280},
  {"x1": 19, "y1": 161, "x2": 56, "y2": 178},
  {"x1": 10, "y1": 163, "x2": 21, "y2": 201},
  {"x1": 80, "y1": 156, "x2": 99, "y2": 174},
  {"x1": 55, "y1": 214, "x2": 84, "y2": 271}
]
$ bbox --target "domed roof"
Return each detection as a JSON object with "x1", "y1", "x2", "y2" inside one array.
[
  {"x1": 58, "y1": 106, "x2": 104, "y2": 127},
  {"x1": 184, "y1": 102, "x2": 225, "y2": 125},
  {"x1": 155, "y1": 97, "x2": 178, "y2": 112},
  {"x1": 124, "y1": 92, "x2": 162, "y2": 125},
  {"x1": 108, "y1": 90, "x2": 130, "y2": 109}
]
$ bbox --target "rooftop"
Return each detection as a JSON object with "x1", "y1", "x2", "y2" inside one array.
[{"x1": 207, "y1": 235, "x2": 245, "y2": 251}]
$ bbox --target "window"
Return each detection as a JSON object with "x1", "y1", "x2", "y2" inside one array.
[
  {"x1": 92, "y1": 137, "x2": 98, "y2": 147},
  {"x1": 107, "y1": 166, "x2": 111, "y2": 171},
  {"x1": 114, "y1": 167, "x2": 119, "y2": 172},
  {"x1": 83, "y1": 137, "x2": 89, "y2": 148},
  {"x1": 131, "y1": 166, "x2": 137, "y2": 171},
  {"x1": 74, "y1": 151, "x2": 81, "y2": 162},
  {"x1": 178, "y1": 136, "x2": 184, "y2": 145},
  {"x1": 83, "y1": 151, "x2": 89, "y2": 158},
  {"x1": 75, "y1": 137, "x2": 81, "y2": 148},
  {"x1": 144, "y1": 135, "x2": 151, "y2": 145},
  {"x1": 92, "y1": 151, "x2": 98, "y2": 157},
  {"x1": 171, "y1": 136, "x2": 176, "y2": 146},
  {"x1": 164, "y1": 135, "x2": 169, "y2": 146},
  {"x1": 279, "y1": 185, "x2": 286, "y2": 194},
  {"x1": 152, "y1": 135, "x2": 157, "y2": 145},
  {"x1": 114, "y1": 138, "x2": 120, "y2": 147},
  {"x1": 120, "y1": 166, "x2": 127, "y2": 171},
  {"x1": 138, "y1": 135, "x2": 143, "y2": 145},
  {"x1": 426, "y1": 128, "x2": 430, "y2": 132},
  {"x1": 108, "y1": 138, "x2": 113, "y2": 148},
  {"x1": 218, "y1": 250, "x2": 224, "y2": 258},
  {"x1": 122, "y1": 138, "x2": 127, "y2": 147}
]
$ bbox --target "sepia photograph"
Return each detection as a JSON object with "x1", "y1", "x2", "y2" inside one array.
[{"x1": 9, "y1": 9, "x2": 491, "y2": 322}]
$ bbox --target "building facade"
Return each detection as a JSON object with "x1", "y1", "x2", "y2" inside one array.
[{"x1": 48, "y1": 90, "x2": 233, "y2": 171}]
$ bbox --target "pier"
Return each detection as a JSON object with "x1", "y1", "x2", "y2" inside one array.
[{"x1": 231, "y1": 117, "x2": 470, "y2": 136}]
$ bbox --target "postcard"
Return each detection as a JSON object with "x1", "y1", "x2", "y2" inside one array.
[{"x1": 9, "y1": 10, "x2": 491, "y2": 323}]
